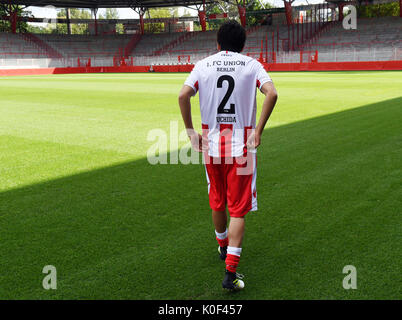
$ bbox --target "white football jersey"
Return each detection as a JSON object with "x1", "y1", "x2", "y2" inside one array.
[{"x1": 184, "y1": 51, "x2": 272, "y2": 157}]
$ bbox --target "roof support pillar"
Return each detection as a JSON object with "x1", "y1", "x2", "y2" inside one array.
[
  {"x1": 9, "y1": 5, "x2": 17, "y2": 34},
  {"x1": 66, "y1": 8, "x2": 72, "y2": 35},
  {"x1": 198, "y1": 10, "x2": 206, "y2": 32},
  {"x1": 92, "y1": 8, "x2": 98, "y2": 36},
  {"x1": 139, "y1": 11, "x2": 144, "y2": 34},
  {"x1": 131, "y1": 6, "x2": 147, "y2": 35},
  {"x1": 237, "y1": 0, "x2": 246, "y2": 28},
  {"x1": 399, "y1": 0, "x2": 402, "y2": 18},
  {"x1": 283, "y1": 0, "x2": 293, "y2": 26},
  {"x1": 196, "y1": 1, "x2": 207, "y2": 32}
]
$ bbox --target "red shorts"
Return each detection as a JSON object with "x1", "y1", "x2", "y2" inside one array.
[{"x1": 204, "y1": 153, "x2": 257, "y2": 217}]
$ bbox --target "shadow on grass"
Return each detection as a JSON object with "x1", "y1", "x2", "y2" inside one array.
[{"x1": 0, "y1": 97, "x2": 401, "y2": 299}]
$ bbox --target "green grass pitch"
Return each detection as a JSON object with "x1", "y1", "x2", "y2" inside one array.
[{"x1": 0, "y1": 71, "x2": 401, "y2": 299}]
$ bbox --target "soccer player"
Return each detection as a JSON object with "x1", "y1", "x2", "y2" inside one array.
[{"x1": 178, "y1": 20, "x2": 278, "y2": 290}]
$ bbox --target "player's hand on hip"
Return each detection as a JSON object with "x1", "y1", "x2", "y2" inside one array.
[
  {"x1": 246, "y1": 131, "x2": 261, "y2": 150},
  {"x1": 187, "y1": 129, "x2": 208, "y2": 153}
]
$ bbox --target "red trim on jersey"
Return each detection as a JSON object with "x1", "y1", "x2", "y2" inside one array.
[
  {"x1": 256, "y1": 80, "x2": 261, "y2": 88},
  {"x1": 243, "y1": 126, "x2": 252, "y2": 157},
  {"x1": 202, "y1": 123, "x2": 209, "y2": 161},
  {"x1": 194, "y1": 81, "x2": 199, "y2": 91},
  {"x1": 219, "y1": 124, "x2": 233, "y2": 158}
]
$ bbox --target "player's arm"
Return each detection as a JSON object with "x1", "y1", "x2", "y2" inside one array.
[
  {"x1": 178, "y1": 85, "x2": 204, "y2": 152},
  {"x1": 178, "y1": 85, "x2": 195, "y2": 132},
  {"x1": 248, "y1": 81, "x2": 278, "y2": 149}
]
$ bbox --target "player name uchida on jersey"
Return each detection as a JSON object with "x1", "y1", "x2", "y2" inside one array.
[{"x1": 184, "y1": 51, "x2": 272, "y2": 158}]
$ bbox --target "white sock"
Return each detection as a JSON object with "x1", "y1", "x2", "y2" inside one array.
[
  {"x1": 227, "y1": 246, "x2": 242, "y2": 257},
  {"x1": 215, "y1": 229, "x2": 228, "y2": 240}
]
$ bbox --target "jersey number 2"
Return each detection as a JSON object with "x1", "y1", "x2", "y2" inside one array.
[{"x1": 217, "y1": 75, "x2": 235, "y2": 114}]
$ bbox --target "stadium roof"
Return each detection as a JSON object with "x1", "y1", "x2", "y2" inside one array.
[{"x1": 1, "y1": 0, "x2": 217, "y2": 9}]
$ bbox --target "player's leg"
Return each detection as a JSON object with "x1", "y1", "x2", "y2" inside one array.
[
  {"x1": 212, "y1": 209, "x2": 228, "y2": 260},
  {"x1": 204, "y1": 157, "x2": 228, "y2": 260},
  {"x1": 228, "y1": 216, "x2": 245, "y2": 248},
  {"x1": 222, "y1": 217, "x2": 245, "y2": 290},
  {"x1": 212, "y1": 209, "x2": 227, "y2": 233},
  {"x1": 222, "y1": 154, "x2": 256, "y2": 290}
]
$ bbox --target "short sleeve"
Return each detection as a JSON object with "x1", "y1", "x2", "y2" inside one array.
[
  {"x1": 184, "y1": 62, "x2": 200, "y2": 96},
  {"x1": 256, "y1": 62, "x2": 272, "y2": 91}
]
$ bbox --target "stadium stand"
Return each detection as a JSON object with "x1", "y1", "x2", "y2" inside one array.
[
  {"x1": 0, "y1": 33, "x2": 49, "y2": 59},
  {"x1": 132, "y1": 25, "x2": 291, "y2": 66},
  {"x1": 36, "y1": 34, "x2": 133, "y2": 58},
  {"x1": 301, "y1": 17, "x2": 402, "y2": 62},
  {"x1": 0, "y1": 32, "x2": 56, "y2": 68},
  {"x1": 132, "y1": 32, "x2": 183, "y2": 56},
  {"x1": 0, "y1": 32, "x2": 136, "y2": 67},
  {"x1": 0, "y1": 3, "x2": 401, "y2": 70},
  {"x1": 37, "y1": 33, "x2": 134, "y2": 66}
]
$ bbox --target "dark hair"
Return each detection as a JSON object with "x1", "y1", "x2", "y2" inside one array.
[{"x1": 217, "y1": 20, "x2": 246, "y2": 53}]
